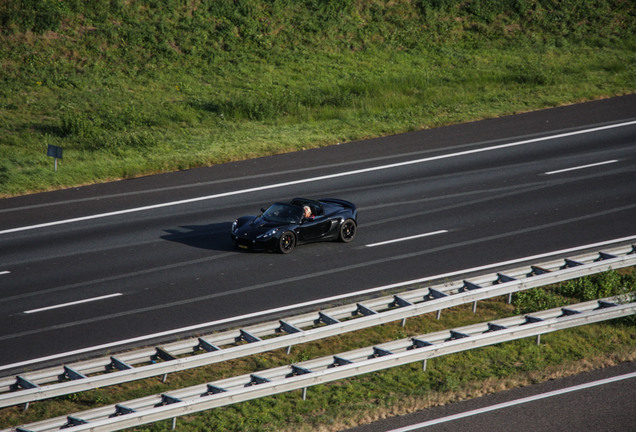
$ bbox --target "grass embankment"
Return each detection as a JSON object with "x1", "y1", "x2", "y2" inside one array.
[
  {"x1": 1, "y1": 0, "x2": 634, "y2": 196},
  {"x1": 1, "y1": 270, "x2": 634, "y2": 431}
]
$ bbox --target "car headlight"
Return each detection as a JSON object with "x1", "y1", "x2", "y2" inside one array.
[
  {"x1": 257, "y1": 228, "x2": 279, "y2": 239},
  {"x1": 231, "y1": 220, "x2": 238, "y2": 233}
]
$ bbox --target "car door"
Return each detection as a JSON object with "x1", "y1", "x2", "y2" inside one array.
[{"x1": 297, "y1": 216, "x2": 332, "y2": 242}]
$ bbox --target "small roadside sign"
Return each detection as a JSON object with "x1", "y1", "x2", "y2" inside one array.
[{"x1": 47, "y1": 145, "x2": 63, "y2": 171}]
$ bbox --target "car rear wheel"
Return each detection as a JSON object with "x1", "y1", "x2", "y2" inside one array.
[
  {"x1": 339, "y1": 219, "x2": 356, "y2": 242},
  {"x1": 278, "y1": 231, "x2": 296, "y2": 254}
]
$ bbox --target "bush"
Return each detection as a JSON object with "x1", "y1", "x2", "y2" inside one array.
[
  {"x1": 514, "y1": 269, "x2": 636, "y2": 315},
  {"x1": 557, "y1": 269, "x2": 634, "y2": 302},
  {"x1": 513, "y1": 288, "x2": 566, "y2": 315}
]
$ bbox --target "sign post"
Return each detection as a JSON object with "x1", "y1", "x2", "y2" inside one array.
[{"x1": 47, "y1": 145, "x2": 63, "y2": 171}]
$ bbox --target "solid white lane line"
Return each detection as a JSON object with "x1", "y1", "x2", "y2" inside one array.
[
  {"x1": 366, "y1": 230, "x2": 448, "y2": 248},
  {"x1": 23, "y1": 293, "x2": 123, "y2": 314},
  {"x1": 2, "y1": 121, "x2": 635, "y2": 236},
  {"x1": 386, "y1": 372, "x2": 636, "y2": 431},
  {"x1": 544, "y1": 159, "x2": 619, "y2": 175},
  {"x1": 2, "y1": 234, "x2": 635, "y2": 372},
  {"x1": 0, "y1": 271, "x2": 9, "y2": 275}
]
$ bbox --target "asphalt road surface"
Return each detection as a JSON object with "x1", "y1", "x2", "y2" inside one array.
[
  {"x1": 1, "y1": 95, "x2": 635, "y2": 372},
  {"x1": 343, "y1": 361, "x2": 636, "y2": 432}
]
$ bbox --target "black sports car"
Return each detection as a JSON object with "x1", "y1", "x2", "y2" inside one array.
[{"x1": 231, "y1": 198, "x2": 357, "y2": 253}]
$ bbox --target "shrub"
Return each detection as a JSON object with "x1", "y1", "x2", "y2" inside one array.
[
  {"x1": 513, "y1": 288, "x2": 566, "y2": 315},
  {"x1": 557, "y1": 269, "x2": 633, "y2": 301}
]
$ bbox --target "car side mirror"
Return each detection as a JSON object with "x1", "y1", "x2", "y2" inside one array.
[{"x1": 261, "y1": 208, "x2": 266, "y2": 213}]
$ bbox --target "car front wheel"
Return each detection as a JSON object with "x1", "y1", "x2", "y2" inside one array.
[
  {"x1": 278, "y1": 231, "x2": 296, "y2": 254},
  {"x1": 339, "y1": 219, "x2": 356, "y2": 243}
]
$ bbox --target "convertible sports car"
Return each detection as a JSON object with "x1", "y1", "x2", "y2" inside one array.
[{"x1": 231, "y1": 197, "x2": 357, "y2": 253}]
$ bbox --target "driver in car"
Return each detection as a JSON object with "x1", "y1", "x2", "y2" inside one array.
[{"x1": 303, "y1": 205, "x2": 314, "y2": 221}]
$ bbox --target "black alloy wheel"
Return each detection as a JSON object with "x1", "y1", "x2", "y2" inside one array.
[
  {"x1": 339, "y1": 219, "x2": 356, "y2": 242},
  {"x1": 278, "y1": 231, "x2": 296, "y2": 254}
]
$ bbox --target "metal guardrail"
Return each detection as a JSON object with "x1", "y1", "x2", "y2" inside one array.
[
  {"x1": 1, "y1": 245, "x2": 634, "y2": 409},
  {"x1": 5, "y1": 297, "x2": 634, "y2": 432}
]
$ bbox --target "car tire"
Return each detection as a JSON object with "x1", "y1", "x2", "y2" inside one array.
[
  {"x1": 278, "y1": 231, "x2": 296, "y2": 254},
  {"x1": 339, "y1": 219, "x2": 356, "y2": 243}
]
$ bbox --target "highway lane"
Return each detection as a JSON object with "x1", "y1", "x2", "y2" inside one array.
[
  {"x1": 344, "y1": 361, "x2": 636, "y2": 432},
  {"x1": 0, "y1": 95, "x2": 635, "y2": 369}
]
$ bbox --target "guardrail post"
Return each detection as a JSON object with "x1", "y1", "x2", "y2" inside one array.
[
  {"x1": 494, "y1": 274, "x2": 516, "y2": 304},
  {"x1": 314, "y1": 312, "x2": 340, "y2": 326},
  {"x1": 447, "y1": 330, "x2": 470, "y2": 341},
  {"x1": 562, "y1": 258, "x2": 584, "y2": 269},
  {"x1": 461, "y1": 281, "x2": 482, "y2": 292},
  {"x1": 495, "y1": 273, "x2": 516, "y2": 284},
  {"x1": 114, "y1": 404, "x2": 136, "y2": 416},
  {"x1": 354, "y1": 303, "x2": 377, "y2": 316},
  {"x1": 486, "y1": 323, "x2": 507, "y2": 332},
  {"x1": 108, "y1": 356, "x2": 133, "y2": 371},
  {"x1": 595, "y1": 252, "x2": 617, "y2": 261},
  {"x1": 196, "y1": 337, "x2": 220, "y2": 353},
  {"x1": 427, "y1": 288, "x2": 449, "y2": 319},
  {"x1": 597, "y1": 300, "x2": 618, "y2": 309},
  {"x1": 205, "y1": 384, "x2": 227, "y2": 395},
  {"x1": 369, "y1": 347, "x2": 392, "y2": 359},
  {"x1": 302, "y1": 387, "x2": 307, "y2": 401},
  {"x1": 561, "y1": 308, "x2": 581, "y2": 316},
  {"x1": 278, "y1": 320, "x2": 301, "y2": 334},
  {"x1": 427, "y1": 288, "x2": 448, "y2": 300},
  {"x1": 247, "y1": 375, "x2": 270, "y2": 386},
  {"x1": 277, "y1": 320, "x2": 302, "y2": 355},
  {"x1": 235, "y1": 329, "x2": 262, "y2": 344},
  {"x1": 528, "y1": 265, "x2": 550, "y2": 276},
  {"x1": 391, "y1": 295, "x2": 413, "y2": 308},
  {"x1": 524, "y1": 316, "x2": 543, "y2": 324},
  {"x1": 330, "y1": 356, "x2": 353, "y2": 368},
  {"x1": 151, "y1": 347, "x2": 176, "y2": 363},
  {"x1": 58, "y1": 366, "x2": 86, "y2": 382},
  {"x1": 11, "y1": 376, "x2": 39, "y2": 391},
  {"x1": 64, "y1": 416, "x2": 86, "y2": 427},
  {"x1": 172, "y1": 417, "x2": 177, "y2": 430},
  {"x1": 422, "y1": 359, "x2": 427, "y2": 372},
  {"x1": 156, "y1": 394, "x2": 182, "y2": 407}
]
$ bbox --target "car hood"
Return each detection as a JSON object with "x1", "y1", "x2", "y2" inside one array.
[{"x1": 236, "y1": 217, "x2": 284, "y2": 237}]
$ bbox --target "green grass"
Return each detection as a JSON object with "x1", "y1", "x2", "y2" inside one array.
[
  {"x1": 1, "y1": 270, "x2": 634, "y2": 431},
  {"x1": 0, "y1": 0, "x2": 634, "y2": 196}
]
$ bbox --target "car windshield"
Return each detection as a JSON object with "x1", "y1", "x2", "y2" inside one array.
[{"x1": 262, "y1": 203, "x2": 303, "y2": 224}]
